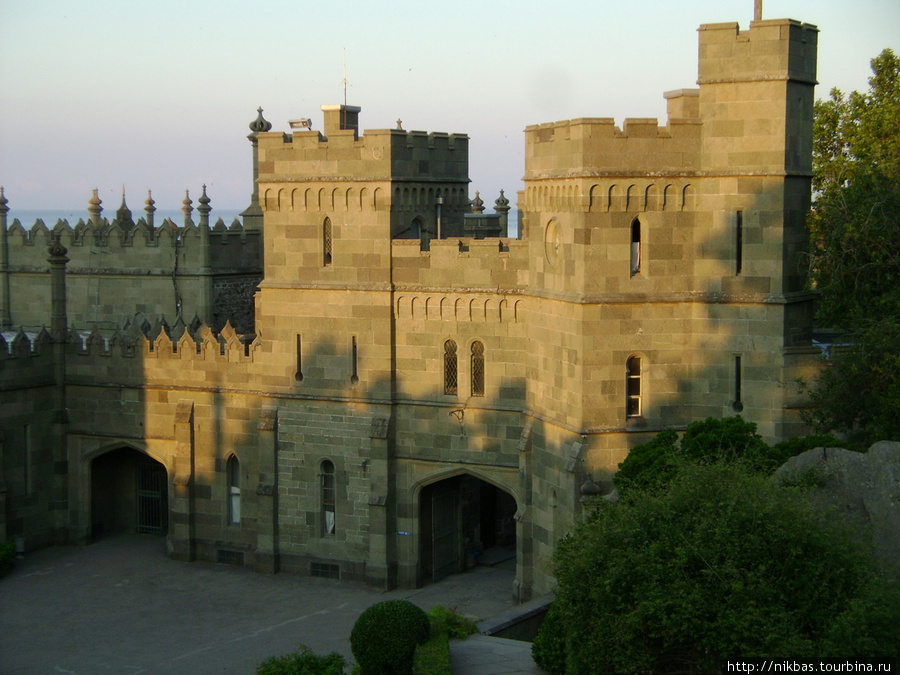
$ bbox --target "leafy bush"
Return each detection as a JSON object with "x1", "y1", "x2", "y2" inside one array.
[
  {"x1": 0, "y1": 541, "x2": 15, "y2": 577},
  {"x1": 530, "y1": 603, "x2": 566, "y2": 675},
  {"x1": 615, "y1": 418, "x2": 844, "y2": 496},
  {"x1": 427, "y1": 606, "x2": 477, "y2": 640},
  {"x1": 553, "y1": 463, "x2": 900, "y2": 673},
  {"x1": 350, "y1": 600, "x2": 430, "y2": 675},
  {"x1": 255, "y1": 645, "x2": 345, "y2": 675},
  {"x1": 413, "y1": 613, "x2": 452, "y2": 675}
]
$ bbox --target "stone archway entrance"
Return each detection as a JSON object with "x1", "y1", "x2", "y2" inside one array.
[
  {"x1": 91, "y1": 448, "x2": 168, "y2": 540},
  {"x1": 419, "y1": 474, "x2": 517, "y2": 585}
]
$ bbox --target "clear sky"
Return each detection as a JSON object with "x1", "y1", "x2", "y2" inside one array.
[{"x1": 0, "y1": 0, "x2": 897, "y2": 217}]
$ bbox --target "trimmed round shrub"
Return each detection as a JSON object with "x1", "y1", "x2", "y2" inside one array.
[{"x1": 350, "y1": 599, "x2": 430, "y2": 675}]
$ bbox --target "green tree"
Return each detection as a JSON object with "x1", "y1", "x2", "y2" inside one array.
[
  {"x1": 552, "y1": 463, "x2": 900, "y2": 674},
  {"x1": 613, "y1": 416, "x2": 772, "y2": 495},
  {"x1": 805, "y1": 49, "x2": 900, "y2": 444}
]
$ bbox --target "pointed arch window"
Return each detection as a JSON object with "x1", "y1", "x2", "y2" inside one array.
[
  {"x1": 323, "y1": 217, "x2": 333, "y2": 267},
  {"x1": 626, "y1": 355, "x2": 642, "y2": 418},
  {"x1": 630, "y1": 218, "x2": 642, "y2": 276},
  {"x1": 471, "y1": 340, "x2": 485, "y2": 397},
  {"x1": 444, "y1": 339, "x2": 458, "y2": 395},
  {"x1": 321, "y1": 460, "x2": 336, "y2": 536},
  {"x1": 227, "y1": 455, "x2": 241, "y2": 525}
]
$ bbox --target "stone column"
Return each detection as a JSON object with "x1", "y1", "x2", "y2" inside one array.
[
  {"x1": 48, "y1": 236, "x2": 70, "y2": 543},
  {"x1": 240, "y1": 108, "x2": 272, "y2": 231},
  {"x1": 197, "y1": 185, "x2": 214, "y2": 326},
  {"x1": 170, "y1": 399, "x2": 196, "y2": 561},
  {"x1": 255, "y1": 406, "x2": 279, "y2": 573},
  {"x1": 366, "y1": 413, "x2": 397, "y2": 590},
  {"x1": 494, "y1": 190, "x2": 511, "y2": 238},
  {"x1": 0, "y1": 187, "x2": 11, "y2": 329},
  {"x1": 515, "y1": 420, "x2": 534, "y2": 602}
]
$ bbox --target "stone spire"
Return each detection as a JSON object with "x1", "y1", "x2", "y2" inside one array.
[
  {"x1": 241, "y1": 107, "x2": 271, "y2": 230},
  {"x1": 114, "y1": 187, "x2": 135, "y2": 229},
  {"x1": 197, "y1": 184, "x2": 212, "y2": 229},
  {"x1": 145, "y1": 189, "x2": 156, "y2": 229},
  {"x1": 0, "y1": 186, "x2": 11, "y2": 328},
  {"x1": 494, "y1": 190, "x2": 511, "y2": 236},
  {"x1": 182, "y1": 189, "x2": 194, "y2": 227},
  {"x1": 88, "y1": 188, "x2": 103, "y2": 226},
  {"x1": 471, "y1": 191, "x2": 485, "y2": 214}
]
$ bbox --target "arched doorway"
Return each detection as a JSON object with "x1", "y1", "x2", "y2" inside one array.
[
  {"x1": 91, "y1": 448, "x2": 168, "y2": 540},
  {"x1": 419, "y1": 474, "x2": 517, "y2": 585}
]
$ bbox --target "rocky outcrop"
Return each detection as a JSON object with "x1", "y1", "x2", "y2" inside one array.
[{"x1": 775, "y1": 441, "x2": 900, "y2": 578}]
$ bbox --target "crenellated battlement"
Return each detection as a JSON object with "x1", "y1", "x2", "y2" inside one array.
[
  {"x1": 1, "y1": 319, "x2": 257, "y2": 363},
  {"x1": 256, "y1": 105, "x2": 469, "y2": 186},
  {"x1": 391, "y1": 238, "x2": 528, "y2": 291},
  {"x1": 524, "y1": 95, "x2": 702, "y2": 179},
  {"x1": 698, "y1": 19, "x2": 818, "y2": 86},
  {"x1": 4, "y1": 216, "x2": 259, "y2": 272}
]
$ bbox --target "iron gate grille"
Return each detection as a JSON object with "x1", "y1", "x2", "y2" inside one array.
[
  {"x1": 431, "y1": 487, "x2": 458, "y2": 582},
  {"x1": 136, "y1": 460, "x2": 168, "y2": 534}
]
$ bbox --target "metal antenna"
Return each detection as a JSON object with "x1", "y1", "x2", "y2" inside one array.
[{"x1": 342, "y1": 48, "x2": 348, "y2": 108}]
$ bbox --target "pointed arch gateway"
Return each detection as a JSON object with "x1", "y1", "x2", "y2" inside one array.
[
  {"x1": 417, "y1": 471, "x2": 517, "y2": 585},
  {"x1": 90, "y1": 446, "x2": 169, "y2": 539}
]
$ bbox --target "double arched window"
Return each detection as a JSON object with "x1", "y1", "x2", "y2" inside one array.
[{"x1": 441, "y1": 339, "x2": 485, "y2": 397}]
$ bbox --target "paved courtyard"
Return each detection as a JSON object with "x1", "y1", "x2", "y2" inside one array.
[{"x1": 0, "y1": 534, "x2": 534, "y2": 675}]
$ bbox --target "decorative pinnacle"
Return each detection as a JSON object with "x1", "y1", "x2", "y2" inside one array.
[
  {"x1": 471, "y1": 191, "x2": 485, "y2": 214},
  {"x1": 48, "y1": 231, "x2": 68, "y2": 259},
  {"x1": 0, "y1": 186, "x2": 8, "y2": 215},
  {"x1": 145, "y1": 189, "x2": 156, "y2": 213},
  {"x1": 494, "y1": 190, "x2": 510, "y2": 211},
  {"x1": 249, "y1": 107, "x2": 272, "y2": 133}
]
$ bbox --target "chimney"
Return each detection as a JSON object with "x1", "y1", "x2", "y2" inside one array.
[{"x1": 321, "y1": 104, "x2": 361, "y2": 139}]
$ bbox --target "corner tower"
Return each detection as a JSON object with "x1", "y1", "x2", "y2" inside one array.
[{"x1": 520, "y1": 15, "x2": 819, "y2": 571}]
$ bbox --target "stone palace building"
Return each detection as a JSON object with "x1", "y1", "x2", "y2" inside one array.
[{"x1": 0, "y1": 14, "x2": 820, "y2": 600}]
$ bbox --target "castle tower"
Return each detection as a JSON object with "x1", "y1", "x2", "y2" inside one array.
[
  {"x1": 251, "y1": 104, "x2": 469, "y2": 588},
  {"x1": 519, "y1": 17, "x2": 818, "y2": 591}
]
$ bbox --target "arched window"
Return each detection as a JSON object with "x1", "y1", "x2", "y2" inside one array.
[
  {"x1": 323, "y1": 217, "x2": 333, "y2": 266},
  {"x1": 630, "y1": 218, "x2": 641, "y2": 276},
  {"x1": 227, "y1": 455, "x2": 241, "y2": 525},
  {"x1": 471, "y1": 341, "x2": 485, "y2": 397},
  {"x1": 321, "y1": 460, "x2": 335, "y2": 536},
  {"x1": 444, "y1": 339, "x2": 458, "y2": 395},
  {"x1": 626, "y1": 356, "x2": 642, "y2": 418}
]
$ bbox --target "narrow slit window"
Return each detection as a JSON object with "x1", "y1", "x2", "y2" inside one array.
[
  {"x1": 323, "y1": 217, "x2": 333, "y2": 267},
  {"x1": 350, "y1": 335, "x2": 359, "y2": 385},
  {"x1": 626, "y1": 355, "x2": 642, "y2": 418},
  {"x1": 444, "y1": 339, "x2": 458, "y2": 395},
  {"x1": 295, "y1": 334, "x2": 303, "y2": 382},
  {"x1": 471, "y1": 341, "x2": 485, "y2": 397},
  {"x1": 321, "y1": 460, "x2": 336, "y2": 536},
  {"x1": 735, "y1": 210, "x2": 743, "y2": 275},
  {"x1": 227, "y1": 455, "x2": 241, "y2": 525},
  {"x1": 733, "y1": 355, "x2": 744, "y2": 412},
  {"x1": 630, "y1": 219, "x2": 641, "y2": 276}
]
